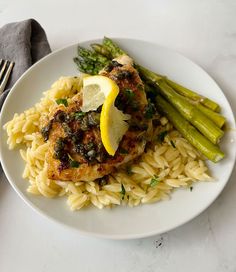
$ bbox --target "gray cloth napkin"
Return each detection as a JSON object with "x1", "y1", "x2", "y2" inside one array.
[{"x1": 0, "y1": 19, "x2": 51, "y2": 110}]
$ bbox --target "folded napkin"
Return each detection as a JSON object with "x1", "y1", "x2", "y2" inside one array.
[{"x1": 0, "y1": 18, "x2": 51, "y2": 110}]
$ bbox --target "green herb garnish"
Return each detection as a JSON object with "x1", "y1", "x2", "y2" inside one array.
[
  {"x1": 74, "y1": 111, "x2": 85, "y2": 120},
  {"x1": 56, "y1": 98, "x2": 68, "y2": 107},
  {"x1": 126, "y1": 165, "x2": 133, "y2": 176},
  {"x1": 70, "y1": 160, "x2": 80, "y2": 168},
  {"x1": 144, "y1": 100, "x2": 156, "y2": 119},
  {"x1": 120, "y1": 148, "x2": 129, "y2": 154},
  {"x1": 41, "y1": 120, "x2": 53, "y2": 141},
  {"x1": 86, "y1": 142, "x2": 94, "y2": 150},
  {"x1": 54, "y1": 137, "x2": 67, "y2": 159},
  {"x1": 170, "y1": 140, "x2": 176, "y2": 148},
  {"x1": 190, "y1": 186, "x2": 193, "y2": 191},
  {"x1": 150, "y1": 175, "x2": 159, "y2": 187},
  {"x1": 158, "y1": 131, "x2": 168, "y2": 143},
  {"x1": 121, "y1": 184, "x2": 126, "y2": 199},
  {"x1": 67, "y1": 154, "x2": 80, "y2": 168},
  {"x1": 124, "y1": 88, "x2": 135, "y2": 100}
]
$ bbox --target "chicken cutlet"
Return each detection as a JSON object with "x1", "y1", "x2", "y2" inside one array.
[{"x1": 42, "y1": 56, "x2": 152, "y2": 182}]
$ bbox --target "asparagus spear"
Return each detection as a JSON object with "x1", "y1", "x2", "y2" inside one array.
[
  {"x1": 155, "y1": 94, "x2": 224, "y2": 162},
  {"x1": 166, "y1": 78, "x2": 220, "y2": 112},
  {"x1": 145, "y1": 83, "x2": 225, "y2": 128},
  {"x1": 139, "y1": 65, "x2": 224, "y2": 144},
  {"x1": 78, "y1": 46, "x2": 109, "y2": 64},
  {"x1": 90, "y1": 43, "x2": 112, "y2": 59},
  {"x1": 187, "y1": 98, "x2": 226, "y2": 128},
  {"x1": 73, "y1": 46, "x2": 109, "y2": 75},
  {"x1": 103, "y1": 37, "x2": 126, "y2": 58}
]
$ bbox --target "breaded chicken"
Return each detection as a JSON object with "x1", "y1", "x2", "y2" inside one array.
[{"x1": 43, "y1": 57, "x2": 151, "y2": 182}]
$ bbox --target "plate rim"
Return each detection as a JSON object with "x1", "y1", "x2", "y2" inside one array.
[{"x1": 0, "y1": 38, "x2": 236, "y2": 240}]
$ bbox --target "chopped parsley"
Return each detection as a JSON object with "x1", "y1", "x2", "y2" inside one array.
[
  {"x1": 56, "y1": 98, "x2": 68, "y2": 107},
  {"x1": 68, "y1": 153, "x2": 80, "y2": 168},
  {"x1": 54, "y1": 137, "x2": 67, "y2": 160},
  {"x1": 124, "y1": 88, "x2": 135, "y2": 100},
  {"x1": 144, "y1": 100, "x2": 156, "y2": 119},
  {"x1": 41, "y1": 120, "x2": 53, "y2": 141},
  {"x1": 86, "y1": 142, "x2": 95, "y2": 150},
  {"x1": 121, "y1": 184, "x2": 126, "y2": 199},
  {"x1": 70, "y1": 160, "x2": 80, "y2": 168},
  {"x1": 158, "y1": 131, "x2": 168, "y2": 143},
  {"x1": 170, "y1": 140, "x2": 176, "y2": 148},
  {"x1": 74, "y1": 111, "x2": 85, "y2": 120},
  {"x1": 150, "y1": 175, "x2": 159, "y2": 187},
  {"x1": 120, "y1": 148, "x2": 129, "y2": 154},
  {"x1": 190, "y1": 186, "x2": 193, "y2": 192},
  {"x1": 126, "y1": 165, "x2": 133, "y2": 176}
]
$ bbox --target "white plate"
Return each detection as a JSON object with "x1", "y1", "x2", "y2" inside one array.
[{"x1": 0, "y1": 39, "x2": 235, "y2": 239}]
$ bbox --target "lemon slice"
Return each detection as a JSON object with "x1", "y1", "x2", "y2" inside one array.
[
  {"x1": 81, "y1": 75, "x2": 130, "y2": 156},
  {"x1": 101, "y1": 91, "x2": 130, "y2": 156},
  {"x1": 81, "y1": 75, "x2": 119, "y2": 112}
]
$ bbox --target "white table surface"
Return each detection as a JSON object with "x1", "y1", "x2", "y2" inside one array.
[{"x1": 1, "y1": 0, "x2": 236, "y2": 271}]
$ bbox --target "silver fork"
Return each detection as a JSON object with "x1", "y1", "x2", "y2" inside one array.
[{"x1": 0, "y1": 59, "x2": 14, "y2": 94}]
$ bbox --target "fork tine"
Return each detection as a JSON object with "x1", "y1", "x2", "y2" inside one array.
[
  {"x1": 0, "y1": 60, "x2": 8, "y2": 82},
  {"x1": 0, "y1": 61, "x2": 14, "y2": 94}
]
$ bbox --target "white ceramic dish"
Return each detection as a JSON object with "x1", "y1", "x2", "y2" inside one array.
[{"x1": 0, "y1": 39, "x2": 235, "y2": 240}]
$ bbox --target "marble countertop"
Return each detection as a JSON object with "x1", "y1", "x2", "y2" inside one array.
[{"x1": 1, "y1": 0, "x2": 236, "y2": 271}]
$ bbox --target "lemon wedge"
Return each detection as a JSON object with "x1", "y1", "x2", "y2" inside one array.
[
  {"x1": 81, "y1": 75, "x2": 130, "y2": 156},
  {"x1": 81, "y1": 75, "x2": 119, "y2": 112},
  {"x1": 101, "y1": 91, "x2": 130, "y2": 156}
]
